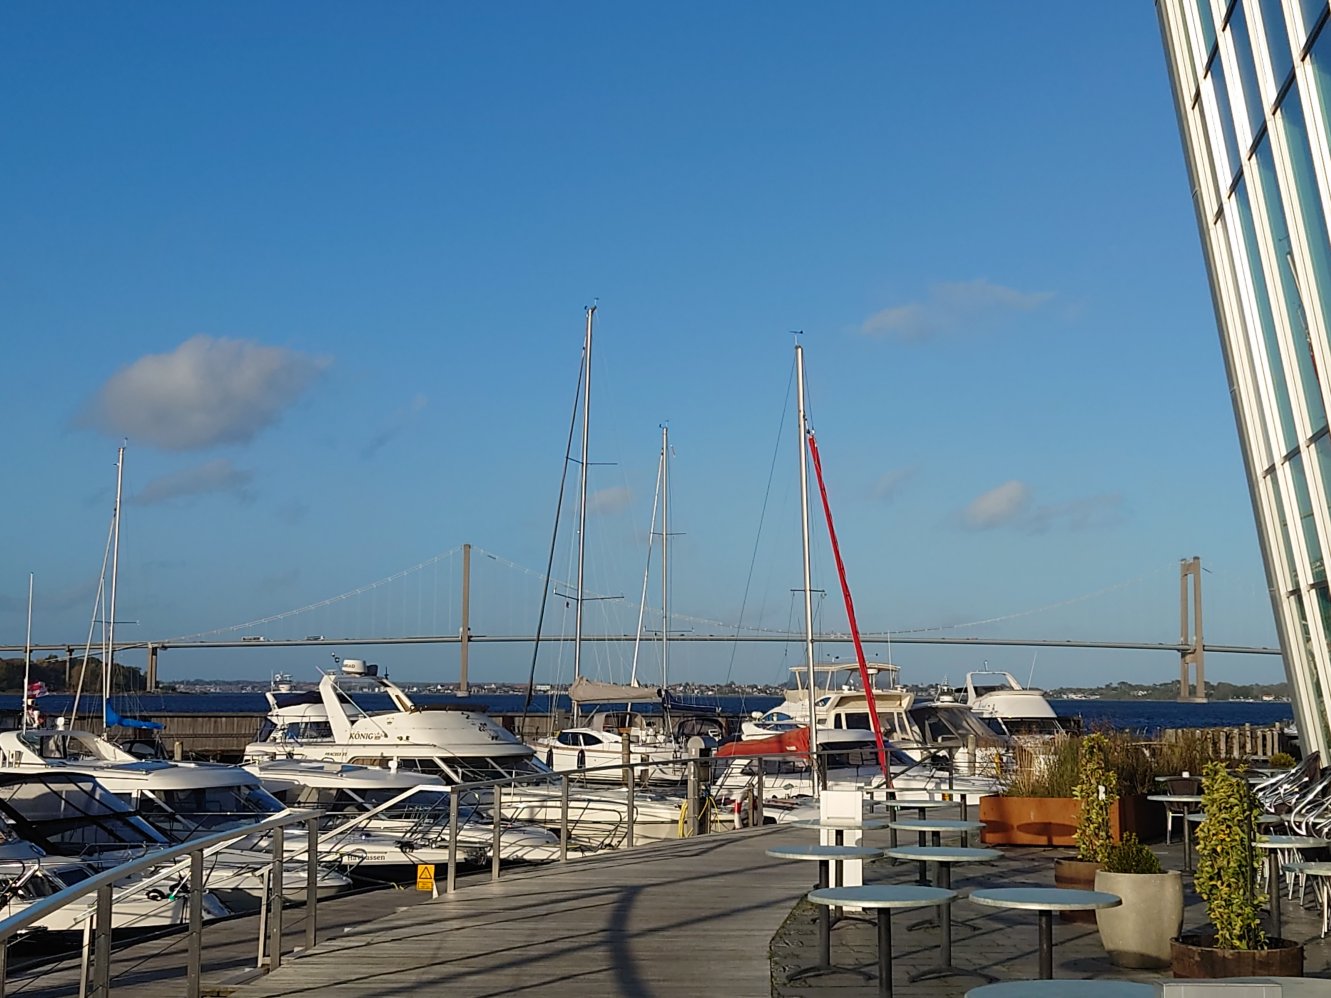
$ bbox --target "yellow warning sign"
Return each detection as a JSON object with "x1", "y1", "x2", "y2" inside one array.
[{"x1": 416, "y1": 864, "x2": 436, "y2": 892}]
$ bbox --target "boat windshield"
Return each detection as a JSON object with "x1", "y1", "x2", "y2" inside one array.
[
  {"x1": 1001, "y1": 717, "x2": 1066, "y2": 737},
  {"x1": 0, "y1": 775, "x2": 168, "y2": 853},
  {"x1": 137, "y1": 784, "x2": 286, "y2": 841}
]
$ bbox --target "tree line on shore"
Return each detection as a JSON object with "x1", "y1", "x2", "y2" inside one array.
[{"x1": 0, "y1": 656, "x2": 147, "y2": 694}]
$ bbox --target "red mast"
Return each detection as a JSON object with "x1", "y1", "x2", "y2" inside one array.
[{"x1": 805, "y1": 429, "x2": 892, "y2": 783}]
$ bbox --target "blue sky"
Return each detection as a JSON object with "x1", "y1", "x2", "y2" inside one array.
[{"x1": 0, "y1": 4, "x2": 1284, "y2": 689}]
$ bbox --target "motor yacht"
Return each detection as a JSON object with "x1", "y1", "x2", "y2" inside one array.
[
  {"x1": 960, "y1": 669, "x2": 1068, "y2": 738},
  {"x1": 244, "y1": 661, "x2": 687, "y2": 846},
  {"x1": 0, "y1": 727, "x2": 351, "y2": 908},
  {"x1": 740, "y1": 664, "x2": 916, "y2": 744},
  {"x1": 247, "y1": 758, "x2": 563, "y2": 871},
  {"x1": 0, "y1": 771, "x2": 231, "y2": 927}
]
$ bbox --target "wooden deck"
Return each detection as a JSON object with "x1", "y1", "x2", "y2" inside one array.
[{"x1": 233, "y1": 824, "x2": 809, "y2": 998}]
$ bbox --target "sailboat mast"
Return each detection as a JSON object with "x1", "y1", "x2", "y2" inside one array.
[
  {"x1": 573, "y1": 305, "x2": 595, "y2": 721},
  {"x1": 795, "y1": 344, "x2": 819, "y2": 773},
  {"x1": 106, "y1": 444, "x2": 124, "y2": 733},
  {"x1": 22, "y1": 573, "x2": 33, "y2": 732},
  {"x1": 661, "y1": 423, "x2": 669, "y2": 691}
]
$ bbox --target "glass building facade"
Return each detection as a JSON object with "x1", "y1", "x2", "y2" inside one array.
[{"x1": 1157, "y1": 0, "x2": 1331, "y2": 758}]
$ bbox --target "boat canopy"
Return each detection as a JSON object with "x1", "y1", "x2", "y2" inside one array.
[{"x1": 567, "y1": 677, "x2": 662, "y2": 705}]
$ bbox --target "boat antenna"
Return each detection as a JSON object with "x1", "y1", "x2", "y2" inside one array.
[
  {"x1": 629, "y1": 433, "x2": 664, "y2": 687},
  {"x1": 105, "y1": 444, "x2": 124, "y2": 734},
  {"x1": 1027, "y1": 651, "x2": 1038, "y2": 689}
]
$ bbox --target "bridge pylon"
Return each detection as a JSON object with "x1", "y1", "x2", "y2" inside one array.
[{"x1": 1179, "y1": 555, "x2": 1208, "y2": 703}]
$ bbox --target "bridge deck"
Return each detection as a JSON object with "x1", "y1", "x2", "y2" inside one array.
[{"x1": 234, "y1": 824, "x2": 807, "y2": 998}]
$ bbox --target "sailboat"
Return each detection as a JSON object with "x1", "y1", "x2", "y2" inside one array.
[
  {"x1": 713, "y1": 342, "x2": 1003, "y2": 806},
  {"x1": 534, "y1": 315, "x2": 703, "y2": 783}
]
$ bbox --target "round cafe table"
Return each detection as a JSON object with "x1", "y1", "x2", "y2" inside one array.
[
  {"x1": 967, "y1": 887, "x2": 1121, "y2": 979},
  {"x1": 965, "y1": 982, "x2": 1155, "y2": 997},
  {"x1": 807, "y1": 884, "x2": 957, "y2": 998},
  {"x1": 885, "y1": 845, "x2": 1000, "y2": 982},
  {"x1": 868, "y1": 797, "x2": 955, "y2": 852},
  {"x1": 888, "y1": 818, "x2": 985, "y2": 883},
  {"x1": 791, "y1": 815, "x2": 893, "y2": 847},
  {"x1": 766, "y1": 844, "x2": 883, "y2": 978},
  {"x1": 1255, "y1": 835, "x2": 1329, "y2": 939}
]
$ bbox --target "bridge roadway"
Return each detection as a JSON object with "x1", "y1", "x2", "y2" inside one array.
[{"x1": 231, "y1": 823, "x2": 808, "y2": 998}]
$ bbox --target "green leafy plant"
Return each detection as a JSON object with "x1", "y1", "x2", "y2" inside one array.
[
  {"x1": 1194, "y1": 761, "x2": 1267, "y2": 950},
  {"x1": 1269, "y1": 752, "x2": 1296, "y2": 769},
  {"x1": 1103, "y1": 832, "x2": 1162, "y2": 874},
  {"x1": 1073, "y1": 732, "x2": 1118, "y2": 863}
]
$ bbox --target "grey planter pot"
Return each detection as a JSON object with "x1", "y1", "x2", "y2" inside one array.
[{"x1": 1094, "y1": 869, "x2": 1184, "y2": 969}]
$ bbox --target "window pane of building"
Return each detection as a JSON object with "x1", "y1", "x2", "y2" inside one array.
[
  {"x1": 1254, "y1": 133, "x2": 1328, "y2": 435},
  {"x1": 1291, "y1": 451, "x2": 1327, "y2": 581},
  {"x1": 1208, "y1": 56, "x2": 1245, "y2": 185},
  {"x1": 1229, "y1": 2, "x2": 1268, "y2": 138},
  {"x1": 1255, "y1": 0, "x2": 1295, "y2": 90},
  {"x1": 1276, "y1": 90, "x2": 1331, "y2": 432},
  {"x1": 1236, "y1": 174, "x2": 1302, "y2": 450}
]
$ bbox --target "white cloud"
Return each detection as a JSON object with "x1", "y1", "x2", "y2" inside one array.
[
  {"x1": 587, "y1": 486, "x2": 633, "y2": 515},
  {"x1": 962, "y1": 480, "x2": 1032, "y2": 530},
  {"x1": 959, "y1": 480, "x2": 1125, "y2": 533},
  {"x1": 871, "y1": 466, "x2": 917, "y2": 503},
  {"x1": 81, "y1": 335, "x2": 331, "y2": 450},
  {"x1": 132, "y1": 459, "x2": 253, "y2": 505},
  {"x1": 862, "y1": 279, "x2": 1054, "y2": 341}
]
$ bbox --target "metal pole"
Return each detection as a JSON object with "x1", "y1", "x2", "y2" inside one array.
[
  {"x1": 93, "y1": 884, "x2": 111, "y2": 998},
  {"x1": 269, "y1": 825, "x2": 284, "y2": 971},
  {"x1": 491, "y1": 785, "x2": 503, "y2": 882},
  {"x1": 306, "y1": 817, "x2": 319, "y2": 952},
  {"x1": 755, "y1": 768, "x2": 764, "y2": 826},
  {"x1": 188, "y1": 849, "x2": 204, "y2": 998},
  {"x1": 460, "y1": 543, "x2": 471, "y2": 696},
  {"x1": 559, "y1": 774, "x2": 569, "y2": 862},
  {"x1": 573, "y1": 304, "x2": 595, "y2": 723},
  {"x1": 627, "y1": 768, "x2": 636, "y2": 849},
  {"x1": 661, "y1": 423, "x2": 669, "y2": 689},
  {"x1": 447, "y1": 792, "x2": 459, "y2": 894},
  {"x1": 78, "y1": 917, "x2": 92, "y2": 998},
  {"x1": 795, "y1": 343, "x2": 819, "y2": 787},
  {"x1": 0, "y1": 932, "x2": 7, "y2": 998},
  {"x1": 686, "y1": 763, "x2": 698, "y2": 839},
  {"x1": 256, "y1": 868, "x2": 268, "y2": 968}
]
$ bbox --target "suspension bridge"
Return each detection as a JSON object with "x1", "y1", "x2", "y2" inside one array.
[{"x1": 2, "y1": 545, "x2": 1281, "y2": 701}]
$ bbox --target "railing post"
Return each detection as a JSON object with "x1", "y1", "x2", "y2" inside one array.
[
  {"x1": 256, "y1": 867, "x2": 269, "y2": 969},
  {"x1": 188, "y1": 848, "x2": 204, "y2": 998},
  {"x1": 446, "y1": 792, "x2": 459, "y2": 894},
  {"x1": 306, "y1": 816, "x2": 319, "y2": 952},
  {"x1": 685, "y1": 760, "x2": 698, "y2": 839},
  {"x1": 626, "y1": 769, "x2": 636, "y2": 850},
  {"x1": 93, "y1": 884, "x2": 112, "y2": 998},
  {"x1": 491, "y1": 785, "x2": 503, "y2": 882},
  {"x1": 269, "y1": 824, "x2": 284, "y2": 971},
  {"x1": 0, "y1": 933, "x2": 7, "y2": 998},
  {"x1": 755, "y1": 767, "x2": 764, "y2": 826},
  {"x1": 559, "y1": 773, "x2": 569, "y2": 862}
]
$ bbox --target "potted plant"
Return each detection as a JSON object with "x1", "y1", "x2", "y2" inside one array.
[
  {"x1": 1171, "y1": 761, "x2": 1304, "y2": 978},
  {"x1": 979, "y1": 730, "x2": 1169, "y2": 845},
  {"x1": 1094, "y1": 833, "x2": 1183, "y2": 968},
  {"x1": 1054, "y1": 732, "x2": 1116, "y2": 923}
]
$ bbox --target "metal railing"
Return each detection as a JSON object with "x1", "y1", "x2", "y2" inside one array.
[
  {"x1": 0, "y1": 809, "x2": 322, "y2": 998},
  {"x1": 439, "y1": 744, "x2": 977, "y2": 892}
]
